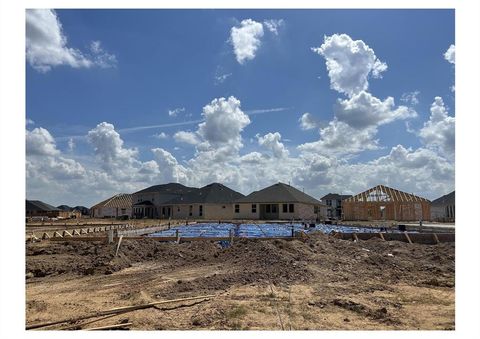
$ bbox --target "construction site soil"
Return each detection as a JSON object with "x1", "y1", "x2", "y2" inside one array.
[{"x1": 26, "y1": 232, "x2": 455, "y2": 330}]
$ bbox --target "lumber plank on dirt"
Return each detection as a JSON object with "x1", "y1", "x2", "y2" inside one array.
[
  {"x1": 115, "y1": 235, "x2": 124, "y2": 257},
  {"x1": 433, "y1": 233, "x2": 440, "y2": 244},
  {"x1": 60, "y1": 313, "x2": 120, "y2": 330},
  {"x1": 86, "y1": 322, "x2": 132, "y2": 331},
  {"x1": 26, "y1": 294, "x2": 216, "y2": 330},
  {"x1": 102, "y1": 294, "x2": 216, "y2": 314},
  {"x1": 378, "y1": 232, "x2": 385, "y2": 241},
  {"x1": 53, "y1": 231, "x2": 63, "y2": 238},
  {"x1": 404, "y1": 232, "x2": 413, "y2": 244},
  {"x1": 62, "y1": 230, "x2": 73, "y2": 237}
]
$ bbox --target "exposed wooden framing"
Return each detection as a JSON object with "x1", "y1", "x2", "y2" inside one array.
[
  {"x1": 392, "y1": 188, "x2": 400, "y2": 202},
  {"x1": 433, "y1": 233, "x2": 440, "y2": 244},
  {"x1": 80, "y1": 229, "x2": 87, "y2": 235},
  {"x1": 343, "y1": 184, "x2": 431, "y2": 221},
  {"x1": 378, "y1": 232, "x2": 385, "y2": 241},
  {"x1": 42, "y1": 232, "x2": 50, "y2": 239},
  {"x1": 404, "y1": 232, "x2": 413, "y2": 244}
]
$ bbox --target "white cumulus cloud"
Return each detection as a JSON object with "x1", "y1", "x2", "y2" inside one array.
[
  {"x1": 312, "y1": 33, "x2": 387, "y2": 97},
  {"x1": 298, "y1": 120, "x2": 380, "y2": 156},
  {"x1": 299, "y1": 112, "x2": 319, "y2": 130},
  {"x1": 198, "y1": 96, "x2": 250, "y2": 150},
  {"x1": 419, "y1": 97, "x2": 455, "y2": 158},
  {"x1": 26, "y1": 127, "x2": 60, "y2": 156},
  {"x1": 87, "y1": 122, "x2": 139, "y2": 177},
  {"x1": 257, "y1": 132, "x2": 289, "y2": 158},
  {"x1": 174, "y1": 131, "x2": 200, "y2": 145},
  {"x1": 334, "y1": 91, "x2": 417, "y2": 129},
  {"x1": 230, "y1": 19, "x2": 264, "y2": 64},
  {"x1": 26, "y1": 9, "x2": 116, "y2": 72},
  {"x1": 444, "y1": 44, "x2": 455, "y2": 64}
]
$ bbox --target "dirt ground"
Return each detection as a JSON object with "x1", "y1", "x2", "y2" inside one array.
[{"x1": 25, "y1": 232, "x2": 455, "y2": 330}]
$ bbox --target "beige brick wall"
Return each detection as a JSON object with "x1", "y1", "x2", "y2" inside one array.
[
  {"x1": 204, "y1": 204, "x2": 235, "y2": 220},
  {"x1": 295, "y1": 204, "x2": 316, "y2": 220},
  {"x1": 93, "y1": 207, "x2": 132, "y2": 218},
  {"x1": 233, "y1": 203, "x2": 260, "y2": 219}
]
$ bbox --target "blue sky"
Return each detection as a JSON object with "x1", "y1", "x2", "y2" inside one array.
[{"x1": 26, "y1": 9, "x2": 455, "y2": 206}]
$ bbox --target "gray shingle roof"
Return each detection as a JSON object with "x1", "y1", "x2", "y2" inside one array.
[
  {"x1": 320, "y1": 193, "x2": 352, "y2": 201},
  {"x1": 134, "y1": 183, "x2": 194, "y2": 194},
  {"x1": 165, "y1": 183, "x2": 244, "y2": 204},
  {"x1": 235, "y1": 182, "x2": 321, "y2": 205},
  {"x1": 90, "y1": 194, "x2": 133, "y2": 209},
  {"x1": 26, "y1": 200, "x2": 60, "y2": 212},
  {"x1": 432, "y1": 191, "x2": 455, "y2": 206}
]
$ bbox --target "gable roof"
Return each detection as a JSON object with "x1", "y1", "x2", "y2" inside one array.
[
  {"x1": 26, "y1": 200, "x2": 60, "y2": 212},
  {"x1": 91, "y1": 194, "x2": 133, "y2": 209},
  {"x1": 344, "y1": 185, "x2": 430, "y2": 203},
  {"x1": 432, "y1": 191, "x2": 455, "y2": 206},
  {"x1": 165, "y1": 183, "x2": 244, "y2": 204},
  {"x1": 235, "y1": 182, "x2": 322, "y2": 205},
  {"x1": 134, "y1": 183, "x2": 194, "y2": 195},
  {"x1": 320, "y1": 193, "x2": 352, "y2": 201}
]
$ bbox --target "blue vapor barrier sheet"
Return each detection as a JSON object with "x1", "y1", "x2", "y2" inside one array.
[{"x1": 146, "y1": 223, "x2": 412, "y2": 238}]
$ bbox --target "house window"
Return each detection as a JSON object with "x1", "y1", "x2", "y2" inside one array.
[
  {"x1": 189, "y1": 205, "x2": 193, "y2": 216},
  {"x1": 289, "y1": 204, "x2": 294, "y2": 213},
  {"x1": 177, "y1": 207, "x2": 180, "y2": 212},
  {"x1": 326, "y1": 200, "x2": 332, "y2": 206},
  {"x1": 337, "y1": 199, "x2": 341, "y2": 206},
  {"x1": 199, "y1": 205, "x2": 203, "y2": 217},
  {"x1": 251, "y1": 204, "x2": 257, "y2": 213},
  {"x1": 283, "y1": 204, "x2": 288, "y2": 213},
  {"x1": 266, "y1": 204, "x2": 271, "y2": 213},
  {"x1": 314, "y1": 206, "x2": 319, "y2": 214},
  {"x1": 235, "y1": 204, "x2": 240, "y2": 213},
  {"x1": 121, "y1": 208, "x2": 126, "y2": 214},
  {"x1": 272, "y1": 205, "x2": 277, "y2": 213}
]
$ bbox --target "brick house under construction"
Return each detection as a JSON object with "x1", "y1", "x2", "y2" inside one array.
[{"x1": 342, "y1": 185, "x2": 431, "y2": 221}]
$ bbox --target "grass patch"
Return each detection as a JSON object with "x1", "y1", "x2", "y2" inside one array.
[{"x1": 227, "y1": 305, "x2": 248, "y2": 319}]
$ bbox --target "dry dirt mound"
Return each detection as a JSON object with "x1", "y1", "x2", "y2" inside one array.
[{"x1": 26, "y1": 233, "x2": 455, "y2": 292}]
